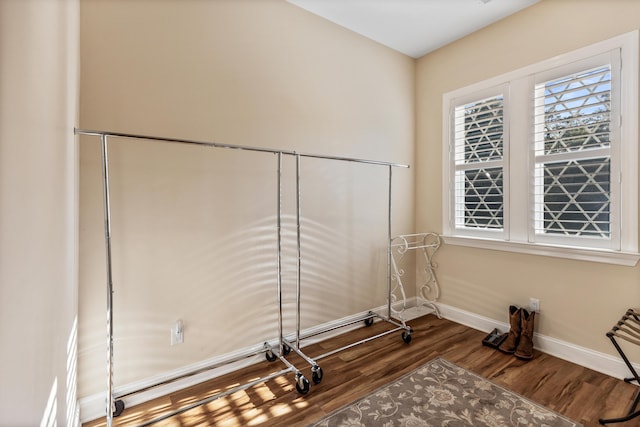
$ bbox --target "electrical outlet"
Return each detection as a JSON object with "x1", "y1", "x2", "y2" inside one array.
[
  {"x1": 171, "y1": 319, "x2": 184, "y2": 345},
  {"x1": 529, "y1": 298, "x2": 540, "y2": 313}
]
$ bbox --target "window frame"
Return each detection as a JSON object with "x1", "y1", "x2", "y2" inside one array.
[
  {"x1": 450, "y1": 85, "x2": 510, "y2": 241},
  {"x1": 442, "y1": 31, "x2": 639, "y2": 266},
  {"x1": 531, "y1": 53, "x2": 618, "y2": 250}
]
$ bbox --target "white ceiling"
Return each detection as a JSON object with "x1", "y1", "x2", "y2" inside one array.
[{"x1": 287, "y1": 0, "x2": 540, "y2": 58}]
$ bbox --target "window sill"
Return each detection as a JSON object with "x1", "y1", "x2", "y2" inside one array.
[{"x1": 442, "y1": 235, "x2": 640, "y2": 267}]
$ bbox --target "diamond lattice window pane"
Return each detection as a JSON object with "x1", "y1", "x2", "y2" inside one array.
[
  {"x1": 538, "y1": 66, "x2": 611, "y2": 156},
  {"x1": 455, "y1": 96, "x2": 504, "y2": 164},
  {"x1": 537, "y1": 157, "x2": 610, "y2": 238},
  {"x1": 456, "y1": 167, "x2": 504, "y2": 229}
]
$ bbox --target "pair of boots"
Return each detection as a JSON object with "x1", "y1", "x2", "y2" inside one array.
[{"x1": 498, "y1": 305, "x2": 535, "y2": 359}]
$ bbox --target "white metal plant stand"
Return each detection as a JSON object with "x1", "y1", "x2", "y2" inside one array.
[{"x1": 390, "y1": 232, "x2": 442, "y2": 319}]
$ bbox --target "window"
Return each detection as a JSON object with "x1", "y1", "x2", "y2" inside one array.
[
  {"x1": 453, "y1": 93, "x2": 506, "y2": 236},
  {"x1": 533, "y1": 63, "x2": 615, "y2": 248},
  {"x1": 443, "y1": 31, "x2": 639, "y2": 265}
]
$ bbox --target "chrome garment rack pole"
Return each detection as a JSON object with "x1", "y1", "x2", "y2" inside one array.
[
  {"x1": 76, "y1": 128, "x2": 410, "y2": 424},
  {"x1": 277, "y1": 152, "x2": 284, "y2": 355},
  {"x1": 77, "y1": 129, "x2": 288, "y2": 156},
  {"x1": 76, "y1": 129, "x2": 409, "y2": 167},
  {"x1": 382, "y1": 167, "x2": 415, "y2": 329},
  {"x1": 100, "y1": 134, "x2": 116, "y2": 427},
  {"x1": 280, "y1": 154, "x2": 322, "y2": 387},
  {"x1": 387, "y1": 165, "x2": 393, "y2": 321},
  {"x1": 269, "y1": 151, "x2": 312, "y2": 395},
  {"x1": 296, "y1": 154, "x2": 302, "y2": 349}
]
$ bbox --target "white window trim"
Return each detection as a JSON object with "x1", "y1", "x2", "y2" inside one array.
[{"x1": 442, "y1": 31, "x2": 639, "y2": 266}]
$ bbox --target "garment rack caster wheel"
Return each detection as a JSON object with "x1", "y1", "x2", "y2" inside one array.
[
  {"x1": 364, "y1": 317, "x2": 374, "y2": 327},
  {"x1": 113, "y1": 399, "x2": 125, "y2": 417},
  {"x1": 282, "y1": 343, "x2": 291, "y2": 355},
  {"x1": 295, "y1": 374, "x2": 310, "y2": 394},
  {"x1": 312, "y1": 366, "x2": 323, "y2": 385},
  {"x1": 265, "y1": 349, "x2": 277, "y2": 362},
  {"x1": 402, "y1": 329, "x2": 413, "y2": 344}
]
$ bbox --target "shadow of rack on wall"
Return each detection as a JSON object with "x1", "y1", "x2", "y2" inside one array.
[{"x1": 75, "y1": 128, "x2": 413, "y2": 427}]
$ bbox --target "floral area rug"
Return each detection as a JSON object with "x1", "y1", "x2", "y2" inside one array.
[{"x1": 308, "y1": 357, "x2": 581, "y2": 427}]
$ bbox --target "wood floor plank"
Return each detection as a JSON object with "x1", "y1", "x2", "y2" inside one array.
[{"x1": 84, "y1": 314, "x2": 640, "y2": 427}]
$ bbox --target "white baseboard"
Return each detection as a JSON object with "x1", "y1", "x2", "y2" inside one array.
[
  {"x1": 80, "y1": 299, "x2": 638, "y2": 422},
  {"x1": 431, "y1": 300, "x2": 640, "y2": 383}
]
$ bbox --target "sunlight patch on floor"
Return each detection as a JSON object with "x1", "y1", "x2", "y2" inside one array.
[{"x1": 294, "y1": 399, "x2": 309, "y2": 409}]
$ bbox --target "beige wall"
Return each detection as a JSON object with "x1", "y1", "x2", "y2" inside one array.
[
  {"x1": 78, "y1": 0, "x2": 415, "y2": 399},
  {"x1": 416, "y1": 0, "x2": 640, "y2": 358},
  {"x1": 0, "y1": 0, "x2": 79, "y2": 425},
  {"x1": 79, "y1": 0, "x2": 640, "y2": 411}
]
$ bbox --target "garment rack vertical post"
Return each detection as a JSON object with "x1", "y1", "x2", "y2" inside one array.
[{"x1": 76, "y1": 129, "x2": 411, "y2": 426}]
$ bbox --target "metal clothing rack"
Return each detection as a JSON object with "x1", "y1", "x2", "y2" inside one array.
[
  {"x1": 280, "y1": 155, "x2": 415, "y2": 367},
  {"x1": 390, "y1": 232, "x2": 442, "y2": 319},
  {"x1": 76, "y1": 129, "x2": 410, "y2": 426}
]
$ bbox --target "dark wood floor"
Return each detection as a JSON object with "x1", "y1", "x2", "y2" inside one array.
[{"x1": 85, "y1": 314, "x2": 639, "y2": 426}]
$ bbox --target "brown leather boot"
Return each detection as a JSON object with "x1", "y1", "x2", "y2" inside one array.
[
  {"x1": 515, "y1": 309, "x2": 536, "y2": 360},
  {"x1": 498, "y1": 305, "x2": 521, "y2": 354}
]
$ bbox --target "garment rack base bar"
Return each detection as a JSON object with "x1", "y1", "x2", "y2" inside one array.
[
  {"x1": 136, "y1": 366, "x2": 295, "y2": 427},
  {"x1": 112, "y1": 344, "x2": 279, "y2": 401},
  {"x1": 296, "y1": 311, "x2": 412, "y2": 362}
]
